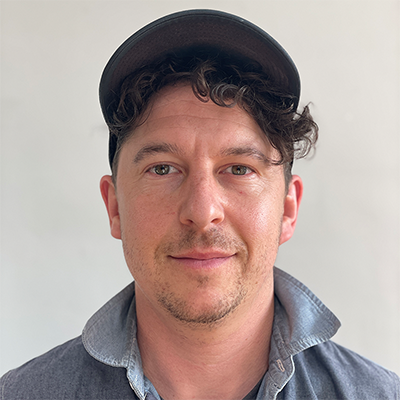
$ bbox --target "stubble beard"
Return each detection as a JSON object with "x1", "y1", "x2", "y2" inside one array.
[
  {"x1": 153, "y1": 228, "x2": 251, "y2": 328},
  {"x1": 123, "y1": 222, "x2": 280, "y2": 329}
]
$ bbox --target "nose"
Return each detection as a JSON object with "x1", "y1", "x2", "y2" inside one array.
[{"x1": 179, "y1": 173, "x2": 225, "y2": 230}]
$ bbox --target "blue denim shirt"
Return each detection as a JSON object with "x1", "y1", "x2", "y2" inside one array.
[{"x1": 1, "y1": 267, "x2": 399, "y2": 399}]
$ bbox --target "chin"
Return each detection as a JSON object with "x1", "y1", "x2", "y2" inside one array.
[{"x1": 156, "y1": 286, "x2": 247, "y2": 327}]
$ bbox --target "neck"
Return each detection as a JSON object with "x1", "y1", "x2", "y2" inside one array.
[{"x1": 135, "y1": 283, "x2": 274, "y2": 400}]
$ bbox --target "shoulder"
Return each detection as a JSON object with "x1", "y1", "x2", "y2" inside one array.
[
  {"x1": 0, "y1": 336, "x2": 134, "y2": 400},
  {"x1": 289, "y1": 340, "x2": 400, "y2": 399}
]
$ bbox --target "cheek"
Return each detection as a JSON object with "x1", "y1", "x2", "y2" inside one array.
[
  {"x1": 232, "y1": 189, "x2": 284, "y2": 240},
  {"x1": 230, "y1": 192, "x2": 284, "y2": 276},
  {"x1": 119, "y1": 191, "x2": 176, "y2": 246},
  {"x1": 118, "y1": 196, "x2": 166, "y2": 282}
]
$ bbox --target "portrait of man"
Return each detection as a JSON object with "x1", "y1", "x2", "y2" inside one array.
[{"x1": 1, "y1": 2, "x2": 399, "y2": 399}]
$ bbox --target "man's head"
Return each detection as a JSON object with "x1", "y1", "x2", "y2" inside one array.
[
  {"x1": 101, "y1": 82, "x2": 303, "y2": 326},
  {"x1": 99, "y1": 10, "x2": 318, "y2": 327}
]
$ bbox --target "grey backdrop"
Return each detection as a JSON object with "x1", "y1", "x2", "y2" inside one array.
[{"x1": 1, "y1": 0, "x2": 399, "y2": 376}]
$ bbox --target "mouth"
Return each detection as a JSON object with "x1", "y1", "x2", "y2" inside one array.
[{"x1": 169, "y1": 251, "x2": 235, "y2": 270}]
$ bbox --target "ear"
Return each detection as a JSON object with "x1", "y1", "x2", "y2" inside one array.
[
  {"x1": 100, "y1": 175, "x2": 121, "y2": 240},
  {"x1": 279, "y1": 175, "x2": 303, "y2": 245}
]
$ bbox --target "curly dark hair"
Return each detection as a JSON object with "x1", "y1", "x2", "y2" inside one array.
[{"x1": 107, "y1": 49, "x2": 318, "y2": 185}]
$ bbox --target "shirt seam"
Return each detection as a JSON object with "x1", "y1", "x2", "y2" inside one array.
[
  {"x1": 0, "y1": 370, "x2": 12, "y2": 400},
  {"x1": 395, "y1": 369, "x2": 400, "y2": 399}
]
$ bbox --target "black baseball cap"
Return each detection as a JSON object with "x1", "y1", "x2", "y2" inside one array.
[{"x1": 99, "y1": 10, "x2": 301, "y2": 168}]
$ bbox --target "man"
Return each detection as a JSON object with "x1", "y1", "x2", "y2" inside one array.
[{"x1": 1, "y1": 10, "x2": 399, "y2": 400}]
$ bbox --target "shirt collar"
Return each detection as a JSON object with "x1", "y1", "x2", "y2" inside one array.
[
  {"x1": 82, "y1": 267, "x2": 340, "y2": 399},
  {"x1": 272, "y1": 267, "x2": 341, "y2": 357},
  {"x1": 257, "y1": 268, "x2": 341, "y2": 398},
  {"x1": 82, "y1": 284, "x2": 151, "y2": 399}
]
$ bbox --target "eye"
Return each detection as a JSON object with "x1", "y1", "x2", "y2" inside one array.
[
  {"x1": 225, "y1": 165, "x2": 253, "y2": 175},
  {"x1": 149, "y1": 164, "x2": 178, "y2": 175}
]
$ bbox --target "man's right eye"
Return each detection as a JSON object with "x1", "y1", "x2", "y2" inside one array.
[{"x1": 149, "y1": 164, "x2": 178, "y2": 175}]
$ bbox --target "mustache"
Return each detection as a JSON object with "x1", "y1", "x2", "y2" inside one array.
[{"x1": 157, "y1": 228, "x2": 246, "y2": 255}]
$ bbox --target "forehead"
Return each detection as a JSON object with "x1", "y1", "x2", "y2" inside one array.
[{"x1": 133, "y1": 84, "x2": 269, "y2": 147}]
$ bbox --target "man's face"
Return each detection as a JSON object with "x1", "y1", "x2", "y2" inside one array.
[{"x1": 101, "y1": 84, "x2": 301, "y2": 326}]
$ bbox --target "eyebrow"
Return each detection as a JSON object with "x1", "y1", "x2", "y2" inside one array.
[
  {"x1": 133, "y1": 143, "x2": 271, "y2": 165},
  {"x1": 134, "y1": 142, "x2": 183, "y2": 163},
  {"x1": 220, "y1": 146, "x2": 271, "y2": 164}
]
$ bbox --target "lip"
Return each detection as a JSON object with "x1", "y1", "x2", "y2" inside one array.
[{"x1": 169, "y1": 251, "x2": 235, "y2": 270}]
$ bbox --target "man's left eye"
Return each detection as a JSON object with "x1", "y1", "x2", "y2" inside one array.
[{"x1": 226, "y1": 165, "x2": 252, "y2": 175}]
